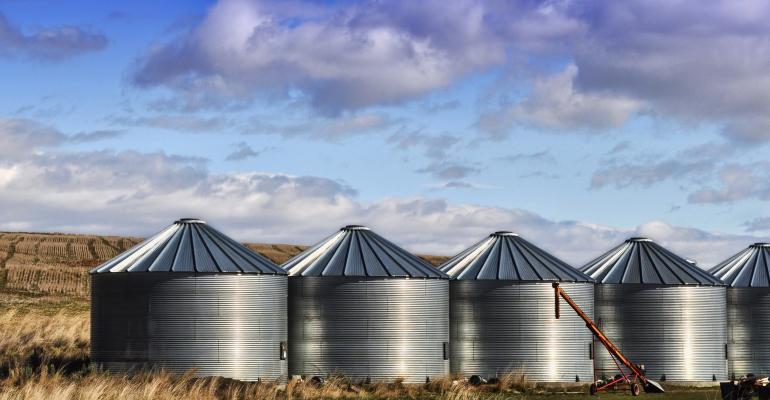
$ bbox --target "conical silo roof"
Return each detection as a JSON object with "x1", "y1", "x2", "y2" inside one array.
[
  {"x1": 439, "y1": 231, "x2": 592, "y2": 281},
  {"x1": 710, "y1": 243, "x2": 770, "y2": 287},
  {"x1": 91, "y1": 218, "x2": 285, "y2": 274},
  {"x1": 281, "y1": 225, "x2": 447, "y2": 278},
  {"x1": 582, "y1": 237, "x2": 723, "y2": 285}
]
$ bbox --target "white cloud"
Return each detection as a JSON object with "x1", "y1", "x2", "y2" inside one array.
[
  {"x1": 0, "y1": 118, "x2": 64, "y2": 159},
  {"x1": 131, "y1": 0, "x2": 583, "y2": 113},
  {"x1": 0, "y1": 146, "x2": 758, "y2": 267},
  {"x1": 124, "y1": 0, "x2": 770, "y2": 143},
  {"x1": 0, "y1": 12, "x2": 108, "y2": 60},
  {"x1": 477, "y1": 64, "x2": 640, "y2": 138},
  {"x1": 0, "y1": 117, "x2": 125, "y2": 159},
  {"x1": 687, "y1": 162, "x2": 770, "y2": 204},
  {"x1": 571, "y1": 1, "x2": 770, "y2": 142}
]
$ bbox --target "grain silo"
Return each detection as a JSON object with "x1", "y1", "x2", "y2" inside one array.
[
  {"x1": 440, "y1": 231, "x2": 595, "y2": 382},
  {"x1": 90, "y1": 218, "x2": 288, "y2": 381},
  {"x1": 282, "y1": 225, "x2": 449, "y2": 383},
  {"x1": 582, "y1": 237, "x2": 727, "y2": 383},
  {"x1": 710, "y1": 243, "x2": 770, "y2": 378}
]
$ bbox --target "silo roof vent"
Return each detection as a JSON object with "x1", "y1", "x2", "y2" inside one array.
[
  {"x1": 341, "y1": 225, "x2": 370, "y2": 231},
  {"x1": 491, "y1": 231, "x2": 519, "y2": 237},
  {"x1": 175, "y1": 218, "x2": 206, "y2": 224}
]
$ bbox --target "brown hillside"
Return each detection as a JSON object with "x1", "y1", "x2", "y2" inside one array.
[{"x1": 0, "y1": 231, "x2": 449, "y2": 297}]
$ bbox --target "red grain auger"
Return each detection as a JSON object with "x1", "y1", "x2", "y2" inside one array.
[{"x1": 553, "y1": 282, "x2": 666, "y2": 396}]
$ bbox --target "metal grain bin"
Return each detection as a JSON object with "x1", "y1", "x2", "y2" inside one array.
[
  {"x1": 440, "y1": 231, "x2": 595, "y2": 382},
  {"x1": 90, "y1": 218, "x2": 288, "y2": 381},
  {"x1": 710, "y1": 243, "x2": 770, "y2": 378},
  {"x1": 582, "y1": 237, "x2": 727, "y2": 382},
  {"x1": 282, "y1": 225, "x2": 449, "y2": 383}
]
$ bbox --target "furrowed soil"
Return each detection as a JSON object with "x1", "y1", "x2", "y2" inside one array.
[{"x1": 0, "y1": 230, "x2": 718, "y2": 399}]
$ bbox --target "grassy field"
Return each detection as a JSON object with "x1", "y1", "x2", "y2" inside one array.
[{"x1": 0, "y1": 230, "x2": 720, "y2": 399}]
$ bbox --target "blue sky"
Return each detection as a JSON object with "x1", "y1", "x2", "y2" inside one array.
[{"x1": 0, "y1": 0, "x2": 768, "y2": 266}]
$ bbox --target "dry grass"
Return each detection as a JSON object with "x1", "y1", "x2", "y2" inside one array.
[
  {"x1": 0, "y1": 309, "x2": 89, "y2": 380},
  {"x1": 0, "y1": 370, "x2": 493, "y2": 400}
]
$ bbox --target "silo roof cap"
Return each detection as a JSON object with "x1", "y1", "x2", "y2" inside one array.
[
  {"x1": 710, "y1": 243, "x2": 770, "y2": 287},
  {"x1": 91, "y1": 219, "x2": 285, "y2": 275},
  {"x1": 341, "y1": 225, "x2": 370, "y2": 231},
  {"x1": 282, "y1": 225, "x2": 447, "y2": 279},
  {"x1": 582, "y1": 237, "x2": 723, "y2": 286},
  {"x1": 175, "y1": 218, "x2": 206, "y2": 224},
  {"x1": 491, "y1": 231, "x2": 519, "y2": 237},
  {"x1": 440, "y1": 232, "x2": 592, "y2": 282}
]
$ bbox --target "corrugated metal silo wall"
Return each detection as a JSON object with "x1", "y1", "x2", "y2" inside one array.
[
  {"x1": 594, "y1": 284, "x2": 727, "y2": 382},
  {"x1": 91, "y1": 273, "x2": 287, "y2": 381},
  {"x1": 727, "y1": 288, "x2": 770, "y2": 377},
  {"x1": 288, "y1": 276, "x2": 449, "y2": 383},
  {"x1": 450, "y1": 281, "x2": 594, "y2": 382}
]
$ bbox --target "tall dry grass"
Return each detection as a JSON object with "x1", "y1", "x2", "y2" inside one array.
[
  {"x1": 0, "y1": 369, "x2": 504, "y2": 400},
  {"x1": 0, "y1": 310, "x2": 89, "y2": 378},
  {"x1": 0, "y1": 370, "x2": 288, "y2": 400}
]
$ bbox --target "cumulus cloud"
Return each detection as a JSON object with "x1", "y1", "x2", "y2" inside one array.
[
  {"x1": 0, "y1": 143, "x2": 759, "y2": 265},
  {"x1": 130, "y1": 0, "x2": 583, "y2": 113},
  {"x1": 477, "y1": 64, "x2": 641, "y2": 138},
  {"x1": 0, "y1": 12, "x2": 107, "y2": 60},
  {"x1": 687, "y1": 162, "x2": 770, "y2": 204},
  {"x1": 125, "y1": 0, "x2": 770, "y2": 143},
  {"x1": 570, "y1": 1, "x2": 770, "y2": 142},
  {"x1": 0, "y1": 118, "x2": 65, "y2": 159}
]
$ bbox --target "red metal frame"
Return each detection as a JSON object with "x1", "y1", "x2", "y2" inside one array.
[{"x1": 593, "y1": 352, "x2": 638, "y2": 393}]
